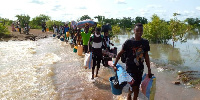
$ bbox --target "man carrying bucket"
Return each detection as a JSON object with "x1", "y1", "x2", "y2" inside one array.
[{"x1": 112, "y1": 23, "x2": 152, "y2": 100}]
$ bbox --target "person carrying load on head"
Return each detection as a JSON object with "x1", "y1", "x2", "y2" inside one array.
[
  {"x1": 103, "y1": 29, "x2": 114, "y2": 51},
  {"x1": 112, "y1": 23, "x2": 153, "y2": 100},
  {"x1": 81, "y1": 23, "x2": 96, "y2": 54},
  {"x1": 88, "y1": 27, "x2": 107, "y2": 79}
]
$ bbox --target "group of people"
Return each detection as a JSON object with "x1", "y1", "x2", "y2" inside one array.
[
  {"x1": 53, "y1": 22, "x2": 114, "y2": 80},
  {"x1": 53, "y1": 24, "x2": 70, "y2": 40},
  {"x1": 11, "y1": 21, "x2": 29, "y2": 34},
  {"x1": 54, "y1": 22, "x2": 152, "y2": 100}
]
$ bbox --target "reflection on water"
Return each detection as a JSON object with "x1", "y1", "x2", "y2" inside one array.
[
  {"x1": 149, "y1": 43, "x2": 184, "y2": 66},
  {"x1": 111, "y1": 34, "x2": 200, "y2": 71},
  {"x1": 185, "y1": 29, "x2": 200, "y2": 40}
]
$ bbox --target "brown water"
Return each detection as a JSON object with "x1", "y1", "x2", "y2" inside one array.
[
  {"x1": 112, "y1": 34, "x2": 200, "y2": 71},
  {"x1": 0, "y1": 34, "x2": 200, "y2": 100}
]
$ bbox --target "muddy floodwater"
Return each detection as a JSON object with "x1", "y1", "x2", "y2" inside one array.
[{"x1": 0, "y1": 33, "x2": 200, "y2": 100}]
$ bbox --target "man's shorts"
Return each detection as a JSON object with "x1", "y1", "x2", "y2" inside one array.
[{"x1": 128, "y1": 72, "x2": 143, "y2": 86}]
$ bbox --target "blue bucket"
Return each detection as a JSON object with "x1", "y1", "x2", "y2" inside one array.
[
  {"x1": 109, "y1": 76, "x2": 122, "y2": 95},
  {"x1": 53, "y1": 34, "x2": 56, "y2": 37},
  {"x1": 60, "y1": 38, "x2": 64, "y2": 41}
]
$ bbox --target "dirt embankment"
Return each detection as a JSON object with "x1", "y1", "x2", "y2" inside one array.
[{"x1": 0, "y1": 26, "x2": 54, "y2": 41}]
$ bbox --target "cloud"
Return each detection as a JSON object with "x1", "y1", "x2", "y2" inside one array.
[
  {"x1": 51, "y1": 5, "x2": 62, "y2": 11},
  {"x1": 76, "y1": 6, "x2": 87, "y2": 9},
  {"x1": 31, "y1": 0, "x2": 44, "y2": 4},
  {"x1": 155, "y1": 10, "x2": 166, "y2": 14},
  {"x1": 147, "y1": 5, "x2": 162, "y2": 9},
  {"x1": 133, "y1": 9, "x2": 150, "y2": 17},
  {"x1": 181, "y1": 10, "x2": 190, "y2": 16},
  {"x1": 63, "y1": 13, "x2": 73, "y2": 16},
  {"x1": 115, "y1": 0, "x2": 126, "y2": 4},
  {"x1": 196, "y1": 7, "x2": 200, "y2": 11},
  {"x1": 180, "y1": 10, "x2": 196, "y2": 19},
  {"x1": 193, "y1": 40, "x2": 200, "y2": 44},
  {"x1": 105, "y1": 11, "x2": 111, "y2": 14},
  {"x1": 127, "y1": 7, "x2": 134, "y2": 11}
]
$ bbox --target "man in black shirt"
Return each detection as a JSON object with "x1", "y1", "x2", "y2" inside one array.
[{"x1": 112, "y1": 23, "x2": 152, "y2": 100}]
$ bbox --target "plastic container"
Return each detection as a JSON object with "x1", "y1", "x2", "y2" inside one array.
[
  {"x1": 60, "y1": 38, "x2": 64, "y2": 41},
  {"x1": 73, "y1": 48, "x2": 77, "y2": 53},
  {"x1": 73, "y1": 46, "x2": 78, "y2": 53},
  {"x1": 66, "y1": 32, "x2": 70, "y2": 37},
  {"x1": 46, "y1": 28, "x2": 49, "y2": 32},
  {"x1": 70, "y1": 43, "x2": 74, "y2": 48},
  {"x1": 77, "y1": 45, "x2": 83, "y2": 56},
  {"x1": 109, "y1": 76, "x2": 122, "y2": 95}
]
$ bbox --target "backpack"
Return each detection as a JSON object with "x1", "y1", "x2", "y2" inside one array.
[
  {"x1": 121, "y1": 37, "x2": 135, "y2": 63},
  {"x1": 89, "y1": 35, "x2": 105, "y2": 49},
  {"x1": 91, "y1": 35, "x2": 104, "y2": 45}
]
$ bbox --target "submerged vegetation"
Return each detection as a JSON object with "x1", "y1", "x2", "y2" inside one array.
[{"x1": 177, "y1": 71, "x2": 200, "y2": 87}]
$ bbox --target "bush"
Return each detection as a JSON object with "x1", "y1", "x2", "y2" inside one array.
[{"x1": 0, "y1": 24, "x2": 10, "y2": 38}]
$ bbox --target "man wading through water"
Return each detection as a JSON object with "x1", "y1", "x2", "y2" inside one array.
[
  {"x1": 88, "y1": 27, "x2": 107, "y2": 79},
  {"x1": 112, "y1": 23, "x2": 152, "y2": 100},
  {"x1": 81, "y1": 23, "x2": 96, "y2": 54}
]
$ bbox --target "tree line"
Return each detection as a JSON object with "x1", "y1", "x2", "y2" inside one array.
[{"x1": 0, "y1": 13, "x2": 200, "y2": 45}]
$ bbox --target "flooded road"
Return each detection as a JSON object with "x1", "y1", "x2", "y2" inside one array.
[{"x1": 0, "y1": 34, "x2": 200, "y2": 100}]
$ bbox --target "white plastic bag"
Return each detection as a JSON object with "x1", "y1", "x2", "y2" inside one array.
[{"x1": 84, "y1": 52, "x2": 93, "y2": 69}]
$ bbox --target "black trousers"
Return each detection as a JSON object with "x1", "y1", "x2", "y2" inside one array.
[
  {"x1": 92, "y1": 54, "x2": 102, "y2": 69},
  {"x1": 83, "y1": 45, "x2": 88, "y2": 53}
]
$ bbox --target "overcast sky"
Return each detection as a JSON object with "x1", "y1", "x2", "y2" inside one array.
[{"x1": 0, "y1": 0, "x2": 200, "y2": 22}]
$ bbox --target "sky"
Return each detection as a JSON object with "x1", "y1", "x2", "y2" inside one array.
[{"x1": 0, "y1": 0, "x2": 200, "y2": 22}]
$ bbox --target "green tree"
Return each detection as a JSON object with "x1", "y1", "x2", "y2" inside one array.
[
  {"x1": 0, "y1": 23, "x2": 10, "y2": 38},
  {"x1": 185, "y1": 18, "x2": 200, "y2": 29},
  {"x1": 46, "y1": 20, "x2": 64, "y2": 30},
  {"x1": 0, "y1": 17, "x2": 13, "y2": 26},
  {"x1": 15, "y1": 14, "x2": 30, "y2": 28},
  {"x1": 112, "y1": 25, "x2": 121, "y2": 35},
  {"x1": 30, "y1": 14, "x2": 50, "y2": 29},
  {"x1": 119, "y1": 17, "x2": 134, "y2": 30},
  {"x1": 103, "y1": 18, "x2": 119, "y2": 26},
  {"x1": 143, "y1": 14, "x2": 171, "y2": 43},
  {"x1": 169, "y1": 13, "x2": 187, "y2": 47},
  {"x1": 94, "y1": 15, "x2": 105, "y2": 25},
  {"x1": 135, "y1": 16, "x2": 148, "y2": 24},
  {"x1": 79, "y1": 15, "x2": 91, "y2": 21}
]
